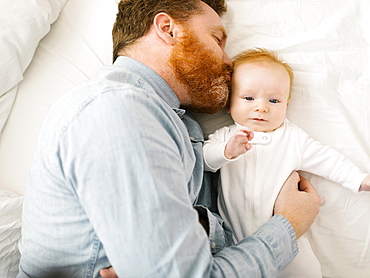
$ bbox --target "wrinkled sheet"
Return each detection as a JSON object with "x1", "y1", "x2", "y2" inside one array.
[{"x1": 0, "y1": 190, "x2": 23, "y2": 278}]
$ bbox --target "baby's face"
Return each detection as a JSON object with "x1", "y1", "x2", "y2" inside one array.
[{"x1": 229, "y1": 61, "x2": 290, "y2": 132}]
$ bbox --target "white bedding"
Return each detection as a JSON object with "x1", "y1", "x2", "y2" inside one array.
[
  {"x1": 0, "y1": 190, "x2": 23, "y2": 277},
  {"x1": 0, "y1": 0, "x2": 369, "y2": 277},
  {"x1": 0, "y1": 0, "x2": 67, "y2": 135}
]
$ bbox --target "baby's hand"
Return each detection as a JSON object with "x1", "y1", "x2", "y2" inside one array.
[
  {"x1": 359, "y1": 174, "x2": 370, "y2": 192},
  {"x1": 224, "y1": 126, "x2": 254, "y2": 159}
]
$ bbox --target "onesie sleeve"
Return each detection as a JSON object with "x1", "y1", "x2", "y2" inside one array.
[
  {"x1": 203, "y1": 126, "x2": 239, "y2": 172},
  {"x1": 298, "y1": 128, "x2": 367, "y2": 192}
]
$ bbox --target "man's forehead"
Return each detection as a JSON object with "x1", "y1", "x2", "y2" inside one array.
[
  {"x1": 197, "y1": 1, "x2": 224, "y2": 24},
  {"x1": 191, "y1": 2, "x2": 227, "y2": 35}
]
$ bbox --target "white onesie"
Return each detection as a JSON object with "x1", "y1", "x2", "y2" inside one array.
[{"x1": 203, "y1": 119, "x2": 367, "y2": 277}]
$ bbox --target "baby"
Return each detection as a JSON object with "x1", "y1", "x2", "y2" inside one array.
[{"x1": 203, "y1": 48, "x2": 370, "y2": 277}]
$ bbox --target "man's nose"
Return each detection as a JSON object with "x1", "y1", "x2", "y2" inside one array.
[{"x1": 223, "y1": 51, "x2": 233, "y2": 67}]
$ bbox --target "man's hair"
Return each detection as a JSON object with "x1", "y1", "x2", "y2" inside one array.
[
  {"x1": 232, "y1": 48, "x2": 294, "y2": 95},
  {"x1": 112, "y1": 0, "x2": 227, "y2": 62}
]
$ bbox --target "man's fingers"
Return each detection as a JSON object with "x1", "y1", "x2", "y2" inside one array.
[
  {"x1": 299, "y1": 175, "x2": 322, "y2": 204},
  {"x1": 298, "y1": 175, "x2": 311, "y2": 192},
  {"x1": 100, "y1": 267, "x2": 118, "y2": 278},
  {"x1": 283, "y1": 171, "x2": 300, "y2": 191}
]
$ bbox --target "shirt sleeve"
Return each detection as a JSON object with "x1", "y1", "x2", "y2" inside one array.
[
  {"x1": 212, "y1": 215, "x2": 298, "y2": 277},
  {"x1": 194, "y1": 171, "x2": 233, "y2": 253},
  {"x1": 194, "y1": 204, "x2": 234, "y2": 253}
]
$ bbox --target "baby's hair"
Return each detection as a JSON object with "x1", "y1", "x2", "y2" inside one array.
[{"x1": 232, "y1": 48, "x2": 294, "y2": 95}]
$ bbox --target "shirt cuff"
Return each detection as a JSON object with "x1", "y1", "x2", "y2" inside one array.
[
  {"x1": 252, "y1": 215, "x2": 299, "y2": 272},
  {"x1": 211, "y1": 214, "x2": 298, "y2": 277},
  {"x1": 194, "y1": 205, "x2": 232, "y2": 253}
]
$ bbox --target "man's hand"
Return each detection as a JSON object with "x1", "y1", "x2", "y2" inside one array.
[
  {"x1": 100, "y1": 267, "x2": 118, "y2": 278},
  {"x1": 224, "y1": 126, "x2": 254, "y2": 159},
  {"x1": 273, "y1": 172, "x2": 321, "y2": 239}
]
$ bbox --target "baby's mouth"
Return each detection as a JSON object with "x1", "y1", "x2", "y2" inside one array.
[{"x1": 251, "y1": 118, "x2": 267, "y2": 122}]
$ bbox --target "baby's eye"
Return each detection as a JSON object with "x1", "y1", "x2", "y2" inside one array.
[
  {"x1": 269, "y1": 99, "x2": 279, "y2": 104},
  {"x1": 245, "y1": 97, "x2": 254, "y2": 101}
]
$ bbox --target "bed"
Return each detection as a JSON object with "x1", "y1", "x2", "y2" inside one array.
[{"x1": 0, "y1": 0, "x2": 369, "y2": 277}]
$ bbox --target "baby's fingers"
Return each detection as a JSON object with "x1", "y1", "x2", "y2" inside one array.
[{"x1": 238, "y1": 126, "x2": 254, "y2": 141}]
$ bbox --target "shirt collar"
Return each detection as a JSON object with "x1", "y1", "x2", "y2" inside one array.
[{"x1": 114, "y1": 56, "x2": 181, "y2": 110}]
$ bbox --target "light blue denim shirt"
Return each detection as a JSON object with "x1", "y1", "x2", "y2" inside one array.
[{"x1": 18, "y1": 57, "x2": 297, "y2": 278}]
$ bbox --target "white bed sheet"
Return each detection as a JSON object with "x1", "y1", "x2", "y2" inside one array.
[
  {"x1": 0, "y1": 190, "x2": 23, "y2": 278},
  {"x1": 0, "y1": 0, "x2": 369, "y2": 277}
]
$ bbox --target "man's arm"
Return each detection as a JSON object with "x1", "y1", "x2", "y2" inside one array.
[{"x1": 101, "y1": 172, "x2": 321, "y2": 277}]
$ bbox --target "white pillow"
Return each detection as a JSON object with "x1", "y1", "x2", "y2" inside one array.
[
  {"x1": 0, "y1": 190, "x2": 23, "y2": 278},
  {"x1": 0, "y1": 0, "x2": 67, "y2": 133},
  {"x1": 0, "y1": 0, "x2": 119, "y2": 195}
]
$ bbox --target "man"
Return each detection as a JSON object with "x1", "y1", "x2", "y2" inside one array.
[{"x1": 18, "y1": 0, "x2": 321, "y2": 277}]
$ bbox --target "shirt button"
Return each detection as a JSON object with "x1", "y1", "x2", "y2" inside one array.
[{"x1": 211, "y1": 242, "x2": 216, "y2": 249}]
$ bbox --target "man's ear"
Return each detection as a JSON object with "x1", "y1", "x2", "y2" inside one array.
[{"x1": 153, "y1": 13, "x2": 177, "y2": 45}]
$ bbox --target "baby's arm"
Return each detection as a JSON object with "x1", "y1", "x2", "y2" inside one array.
[
  {"x1": 297, "y1": 124, "x2": 368, "y2": 193},
  {"x1": 359, "y1": 175, "x2": 370, "y2": 192},
  {"x1": 203, "y1": 126, "x2": 254, "y2": 172},
  {"x1": 224, "y1": 126, "x2": 254, "y2": 159}
]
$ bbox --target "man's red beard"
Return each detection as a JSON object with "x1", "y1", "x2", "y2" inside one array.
[{"x1": 169, "y1": 29, "x2": 231, "y2": 114}]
